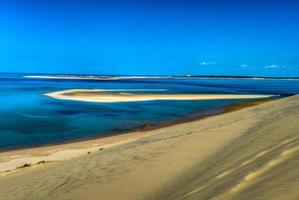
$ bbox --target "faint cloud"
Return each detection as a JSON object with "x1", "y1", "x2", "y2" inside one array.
[
  {"x1": 240, "y1": 64, "x2": 248, "y2": 69},
  {"x1": 265, "y1": 65, "x2": 279, "y2": 69},
  {"x1": 199, "y1": 61, "x2": 216, "y2": 66},
  {"x1": 263, "y1": 64, "x2": 298, "y2": 70}
]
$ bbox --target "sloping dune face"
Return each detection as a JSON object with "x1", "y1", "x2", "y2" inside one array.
[
  {"x1": 154, "y1": 95, "x2": 299, "y2": 200},
  {"x1": 0, "y1": 96, "x2": 298, "y2": 200}
]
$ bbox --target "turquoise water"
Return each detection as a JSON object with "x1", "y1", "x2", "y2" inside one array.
[{"x1": 0, "y1": 73, "x2": 298, "y2": 150}]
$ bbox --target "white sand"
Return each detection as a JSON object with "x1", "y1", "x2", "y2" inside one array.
[
  {"x1": 44, "y1": 89, "x2": 275, "y2": 103},
  {"x1": 0, "y1": 136, "x2": 142, "y2": 174}
]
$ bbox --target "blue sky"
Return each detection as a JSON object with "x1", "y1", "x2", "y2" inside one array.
[{"x1": 0, "y1": 0, "x2": 298, "y2": 76}]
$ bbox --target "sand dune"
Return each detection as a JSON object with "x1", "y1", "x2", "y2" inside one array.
[
  {"x1": 44, "y1": 89, "x2": 275, "y2": 103},
  {"x1": 0, "y1": 95, "x2": 298, "y2": 200}
]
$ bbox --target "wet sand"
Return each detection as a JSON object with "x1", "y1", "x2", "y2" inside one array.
[{"x1": 0, "y1": 95, "x2": 299, "y2": 200}]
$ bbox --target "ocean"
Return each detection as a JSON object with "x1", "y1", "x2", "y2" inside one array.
[{"x1": 0, "y1": 73, "x2": 298, "y2": 150}]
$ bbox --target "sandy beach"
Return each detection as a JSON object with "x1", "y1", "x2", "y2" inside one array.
[
  {"x1": 44, "y1": 89, "x2": 275, "y2": 103},
  {"x1": 0, "y1": 95, "x2": 298, "y2": 200}
]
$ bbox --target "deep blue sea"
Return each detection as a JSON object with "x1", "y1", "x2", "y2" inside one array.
[{"x1": 1, "y1": 73, "x2": 299, "y2": 150}]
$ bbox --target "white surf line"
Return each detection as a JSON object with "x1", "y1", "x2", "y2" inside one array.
[
  {"x1": 44, "y1": 89, "x2": 277, "y2": 103},
  {"x1": 23, "y1": 75, "x2": 171, "y2": 80},
  {"x1": 44, "y1": 89, "x2": 168, "y2": 92},
  {"x1": 24, "y1": 75, "x2": 124, "y2": 80}
]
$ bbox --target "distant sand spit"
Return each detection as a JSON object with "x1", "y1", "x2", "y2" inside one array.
[
  {"x1": 0, "y1": 95, "x2": 299, "y2": 200},
  {"x1": 44, "y1": 89, "x2": 275, "y2": 103}
]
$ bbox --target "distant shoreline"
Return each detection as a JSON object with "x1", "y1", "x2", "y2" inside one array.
[{"x1": 22, "y1": 74, "x2": 299, "y2": 81}]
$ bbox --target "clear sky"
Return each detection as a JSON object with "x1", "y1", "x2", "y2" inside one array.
[{"x1": 0, "y1": 0, "x2": 298, "y2": 76}]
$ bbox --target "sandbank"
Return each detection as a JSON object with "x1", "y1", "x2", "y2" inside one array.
[{"x1": 44, "y1": 89, "x2": 275, "y2": 103}]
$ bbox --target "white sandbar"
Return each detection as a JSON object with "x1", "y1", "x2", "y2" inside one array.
[{"x1": 44, "y1": 89, "x2": 275, "y2": 103}]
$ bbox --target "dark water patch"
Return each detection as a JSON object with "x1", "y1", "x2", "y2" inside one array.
[
  {"x1": 110, "y1": 120, "x2": 148, "y2": 132},
  {"x1": 0, "y1": 112, "x2": 72, "y2": 135},
  {"x1": 58, "y1": 110, "x2": 83, "y2": 115},
  {"x1": 103, "y1": 113, "x2": 118, "y2": 117},
  {"x1": 20, "y1": 113, "x2": 51, "y2": 119}
]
